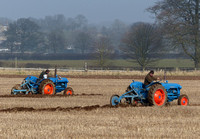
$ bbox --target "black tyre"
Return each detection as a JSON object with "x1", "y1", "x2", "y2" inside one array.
[
  {"x1": 63, "y1": 87, "x2": 74, "y2": 95},
  {"x1": 178, "y1": 94, "x2": 189, "y2": 106},
  {"x1": 148, "y1": 84, "x2": 167, "y2": 106},
  {"x1": 38, "y1": 79, "x2": 55, "y2": 95}
]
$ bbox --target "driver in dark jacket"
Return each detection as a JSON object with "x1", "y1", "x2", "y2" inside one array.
[
  {"x1": 144, "y1": 70, "x2": 159, "y2": 86},
  {"x1": 39, "y1": 69, "x2": 50, "y2": 79}
]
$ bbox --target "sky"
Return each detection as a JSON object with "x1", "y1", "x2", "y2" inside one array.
[{"x1": 0, "y1": 0, "x2": 159, "y2": 24}]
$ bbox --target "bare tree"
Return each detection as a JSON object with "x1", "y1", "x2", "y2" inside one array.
[
  {"x1": 122, "y1": 22, "x2": 162, "y2": 71},
  {"x1": 148, "y1": 0, "x2": 200, "y2": 68},
  {"x1": 95, "y1": 36, "x2": 113, "y2": 68},
  {"x1": 48, "y1": 30, "x2": 66, "y2": 54},
  {"x1": 74, "y1": 31, "x2": 92, "y2": 54},
  {"x1": 3, "y1": 18, "x2": 41, "y2": 53},
  {"x1": 75, "y1": 15, "x2": 88, "y2": 29},
  {"x1": 110, "y1": 19, "x2": 128, "y2": 51}
]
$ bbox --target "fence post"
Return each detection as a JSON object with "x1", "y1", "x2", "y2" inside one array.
[{"x1": 84, "y1": 62, "x2": 88, "y2": 72}]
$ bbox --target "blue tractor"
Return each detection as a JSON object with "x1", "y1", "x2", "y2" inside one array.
[
  {"x1": 110, "y1": 80, "x2": 189, "y2": 107},
  {"x1": 11, "y1": 69, "x2": 74, "y2": 95}
]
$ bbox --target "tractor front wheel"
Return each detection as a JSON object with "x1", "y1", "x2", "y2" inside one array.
[
  {"x1": 148, "y1": 84, "x2": 167, "y2": 107},
  {"x1": 39, "y1": 80, "x2": 55, "y2": 95},
  {"x1": 63, "y1": 87, "x2": 74, "y2": 95},
  {"x1": 178, "y1": 94, "x2": 189, "y2": 106},
  {"x1": 110, "y1": 95, "x2": 120, "y2": 106}
]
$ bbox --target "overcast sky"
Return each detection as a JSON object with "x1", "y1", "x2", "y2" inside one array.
[{"x1": 0, "y1": 0, "x2": 158, "y2": 24}]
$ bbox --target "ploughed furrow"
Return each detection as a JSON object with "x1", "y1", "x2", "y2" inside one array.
[
  {"x1": 0, "y1": 93, "x2": 103, "y2": 98},
  {"x1": 0, "y1": 104, "x2": 199, "y2": 113},
  {"x1": 0, "y1": 104, "x2": 135, "y2": 113}
]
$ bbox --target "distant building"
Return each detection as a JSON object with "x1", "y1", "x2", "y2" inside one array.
[
  {"x1": 0, "y1": 48, "x2": 9, "y2": 52},
  {"x1": 0, "y1": 25, "x2": 8, "y2": 32},
  {"x1": 0, "y1": 25, "x2": 8, "y2": 44}
]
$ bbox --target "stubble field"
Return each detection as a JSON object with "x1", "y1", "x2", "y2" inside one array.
[{"x1": 0, "y1": 77, "x2": 199, "y2": 138}]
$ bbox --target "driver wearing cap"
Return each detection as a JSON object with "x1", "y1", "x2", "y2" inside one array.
[{"x1": 144, "y1": 70, "x2": 160, "y2": 86}]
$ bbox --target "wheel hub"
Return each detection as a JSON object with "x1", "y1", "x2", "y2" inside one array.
[
  {"x1": 181, "y1": 97, "x2": 188, "y2": 105},
  {"x1": 44, "y1": 84, "x2": 54, "y2": 95},
  {"x1": 154, "y1": 89, "x2": 165, "y2": 106},
  {"x1": 67, "y1": 90, "x2": 72, "y2": 95}
]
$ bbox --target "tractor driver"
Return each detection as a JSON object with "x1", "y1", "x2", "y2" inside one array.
[
  {"x1": 144, "y1": 70, "x2": 160, "y2": 86},
  {"x1": 39, "y1": 69, "x2": 50, "y2": 79}
]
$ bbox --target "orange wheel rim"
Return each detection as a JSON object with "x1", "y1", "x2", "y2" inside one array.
[
  {"x1": 154, "y1": 89, "x2": 165, "y2": 106},
  {"x1": 181, "y1": 97, "x2": 188, "y2": 106},
  {"x1": 66, "y1": 90, "x2": 73, "y2": 95},
  {"x1": 44, "y1": 84, "x2": 54, "y2": 95}
]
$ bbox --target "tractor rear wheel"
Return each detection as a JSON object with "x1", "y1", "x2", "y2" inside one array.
[
  {"x1": 63, "y1": 87, "x2": 74, "y2": 95},
  {"x1": 11, "y1": 84, "x2": 21, "y2": 95},
  {"x1": 39, "y1": 80, "x2": 55, "y2": 95},
  {"x1": 178, "y1": 94, "x2": 189, "y2": 106},
  {"x1": 110, "y1": 95, "x2": 120, "y2": 106},
  {"x1": 148, "y1": 84, "x2": 167, "y2": 106}
]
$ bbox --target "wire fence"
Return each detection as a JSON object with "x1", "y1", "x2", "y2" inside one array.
[{"x1": 0, "y1": 66, "x2": 198, "y2": 72}]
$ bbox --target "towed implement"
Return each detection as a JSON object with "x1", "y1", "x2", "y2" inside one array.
[
  {"x1": 11, "y1": 69, "x2": 74, "y2": 95},
  {"x1": 110, "y1": 80, "x2": 189, "y2": 107}
]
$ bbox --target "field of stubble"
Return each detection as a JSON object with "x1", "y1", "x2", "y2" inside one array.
[{"x1": 0, "y1": 77, "x2": 199, "y2": 138}]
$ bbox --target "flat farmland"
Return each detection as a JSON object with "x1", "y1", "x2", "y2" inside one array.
[{"x1": 0, "y1": 77, "x2": 199, "y2": 138}]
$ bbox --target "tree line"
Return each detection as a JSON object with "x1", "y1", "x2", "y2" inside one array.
[
  {"x1": 0, "y1": 0, "x2": 200, "y2": 69},
  {"x1": 1, "y1": 15, "x2": 127, "y2": 54}
]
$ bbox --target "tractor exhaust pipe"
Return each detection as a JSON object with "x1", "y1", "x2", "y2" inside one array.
[
  {"x1": 54, "y1": 66, "x2": 57, "y2": 77},
  {"x1": 164, "y1": 71, "x2": 166, "y2": 81}
]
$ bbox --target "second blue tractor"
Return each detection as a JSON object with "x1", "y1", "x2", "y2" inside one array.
[
  {"x1": 11, "y1": 69, "x2": 73, "y2": 95},
  {"x1": 110, "y1": 80, "x2": 189, "y2": 107}
]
